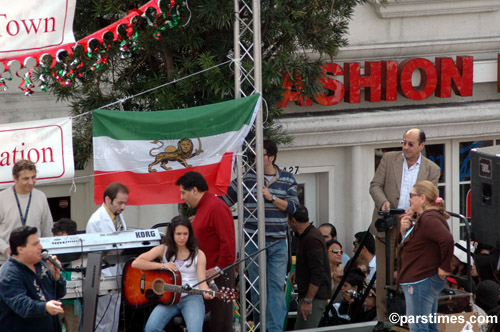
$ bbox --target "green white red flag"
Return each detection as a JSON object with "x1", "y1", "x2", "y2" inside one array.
[{"x1": 92, "y1": 94, "x2": 261, "y2": 205}]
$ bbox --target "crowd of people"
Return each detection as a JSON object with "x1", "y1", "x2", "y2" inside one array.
[{"x1": 0, "y1": 134, "x2": 499, "y2": 332}]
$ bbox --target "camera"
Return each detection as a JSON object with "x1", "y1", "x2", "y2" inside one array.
[
  {"x1": 375, "y1": 208, "x2": 405, "y2": 232},
  {"x1": 347, "y1": 289, "x2": 361, "y2": 299}
]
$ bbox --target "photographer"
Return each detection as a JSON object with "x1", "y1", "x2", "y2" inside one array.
[
  {"x1": 329, "y1": 268, "x2": 366, "y2": 325},
  {"x1": 360, "y1": 286, "x2": 377, "y2": 322}
]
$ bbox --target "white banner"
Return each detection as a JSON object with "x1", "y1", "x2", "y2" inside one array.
[
  {"x1": 0, "y1": 0, "x2": 77, "y2": 59},
  {"x1": 0, "y1": 117, "x2": 74, "y2": 188}
]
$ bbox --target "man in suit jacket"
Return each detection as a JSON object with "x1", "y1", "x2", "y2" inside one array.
[{"x1": 369, "y1": 128, "x2": 440, "y2": 325}]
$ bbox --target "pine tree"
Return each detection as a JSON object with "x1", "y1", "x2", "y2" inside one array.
[{"x1": 43, "y1": 0, "x2": 367, "y2": 169}]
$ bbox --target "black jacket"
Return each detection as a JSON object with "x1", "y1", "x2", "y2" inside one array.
[
  {"x1": 295, "y1": 224, "x2": 332, "y2": 300},
  {"x1": 0, "y1": 257, "x2": 66, "y2": 332}
]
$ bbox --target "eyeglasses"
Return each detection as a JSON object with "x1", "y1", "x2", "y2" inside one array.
[
  {"x1": 328, "y1": 249, "x2": 343, "y2": 254},
  {"x1": 409, "y1": 192, "x2": 420, "y2": 198},
  {"x1": 368, "y1": 293, "x2": 376, "y2": 298},
  {"x1": 400, "y1": 140, "x2": 418, "y2": 148}
]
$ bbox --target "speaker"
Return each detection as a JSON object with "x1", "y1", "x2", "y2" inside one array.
[{"x1": 471, "y1": 145, "x2": 500, "y2": 247}]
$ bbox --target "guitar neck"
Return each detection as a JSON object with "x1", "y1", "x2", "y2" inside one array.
[{"x1": 164, "y1": 283, "x2": 214, "y2": 297}]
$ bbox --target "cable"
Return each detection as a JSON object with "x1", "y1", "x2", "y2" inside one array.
[
  {"x1": 77, "y1": 238, "x2": 84, "y2": 331},
  {"x1": 112, "y1": 248, "x2": 121, "y2": 330},
  {"x1": 72, "y1": 59, "x2": 234, "y2": 118},
  {"x1": 94, "y1": 292, "x2": 113, "y2": 329}
]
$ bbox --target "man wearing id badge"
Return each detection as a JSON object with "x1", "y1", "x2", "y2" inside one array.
[{"x1": 0, "y1": 159, "x2": 53, "y2": 259}]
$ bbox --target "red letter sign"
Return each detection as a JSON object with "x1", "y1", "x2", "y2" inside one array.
[
  {"x1": 435, "y1": 56, "x2": 473, "y2": 97},
  {"x1": 315, "y1": 63, "x2": 345, "y2": 106},
  {"x1": 344, "y1": 62, "x2": 382, "y2": 103},
  {"x1": 382, "y1": 61, "x2": 398, "y2": 101},
  {"x1": 398, "y1": 58, "x2": 437, "y2": 100},
  {"x1": 277, "y1": 74, "x2": 312, "y2": 108}
]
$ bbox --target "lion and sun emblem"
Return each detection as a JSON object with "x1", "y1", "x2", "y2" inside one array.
[{"x1": 148, "y1": 134, "x2": 203, "y2": 172}]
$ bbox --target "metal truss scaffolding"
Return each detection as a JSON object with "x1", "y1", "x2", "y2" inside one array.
[{"x1": 233, "y1": 0, "x2": 266, "y2": 330}]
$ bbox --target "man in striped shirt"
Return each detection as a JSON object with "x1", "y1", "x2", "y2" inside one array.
[{"x1": 222, "y1": 139, "x2": 299, "y2": 332}]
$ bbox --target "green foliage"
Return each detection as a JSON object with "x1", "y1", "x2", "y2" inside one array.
[{"x1": 45, "y1": 0, "x2": 366, "y2": 168}]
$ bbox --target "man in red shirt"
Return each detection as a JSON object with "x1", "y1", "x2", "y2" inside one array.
[{"x1": 176, "y1": 171, "x2": 236, "y2": 332}]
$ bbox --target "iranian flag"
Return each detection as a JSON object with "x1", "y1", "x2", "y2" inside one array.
[{"x1": 93, "y1": 94, "x2": 261, "y2": 205}]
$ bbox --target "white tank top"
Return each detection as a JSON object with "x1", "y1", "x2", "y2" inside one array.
[{"x1": 162, "y1": 246, "x2": 199, "y2": 293}]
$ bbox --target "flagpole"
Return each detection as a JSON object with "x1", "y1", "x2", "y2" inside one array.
[
  {"x1": 232, "y1": 2, "x2": 247, "y2": 331},
  {"x1": 234, "y1": 0, "x2": 265, "y2": 328},
  {"x1": 253, "y1": 0, "x2": 266, "y2": 330}
]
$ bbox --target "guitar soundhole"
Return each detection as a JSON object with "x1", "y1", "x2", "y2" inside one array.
[
  {"x1": 145, "y1": 289, "x2": 161, "y2": 301},
  {"x1": 152, "y1": 278, "x2": 165, "y2": 295}
]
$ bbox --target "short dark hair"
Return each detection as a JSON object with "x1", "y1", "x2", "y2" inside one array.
[
  {"x1": 326, "y1": 239, "x2": 342, "y2": 249},
  {"x1": 52, "y1": 218, "x2": 77, "y2": 236},
  {"x1": 475, "y1": 243, "x2": 493, "y2": 255},
  {"x1": 263, "y1": 139, "x2": 278, "y2": 165},
  {"x1": 355, "y1": 231, "x2": 375, "y2": 255},
  {"x1": 319, "y1": 223, "x2": 337, "y2": 239},
  {"x1": 290, "y1": 205, "x2": 309, "y2": 223},
  {"x1": 12, "y1": 159, "x2": 36, "y2": 178},
  {"x1": 344, "y1": 267, "x2": 365, "y2": 290},
  {"x1": 175, "y1": 171, "x2": 208, "y2": 192},
  {"x1": 103, "y1": 182, "x2": 129, "y2": 202},
  {"x1": 10, "y1": 226, "x2": 37, "y2": 256},
  {"x1": 419, "y1": 130, "x2": 426, "y2": 143}
]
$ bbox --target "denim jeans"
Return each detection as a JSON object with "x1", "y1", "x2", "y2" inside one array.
[
  {"x1": 144, "y1": 294, "x2": 205, "y2": 332},
  {"x1": 401, "y1": 274, "x2": 446, "y2": 332},
  {"x1": 246, "y1": 238, "x2": 288, "y2": 332}
]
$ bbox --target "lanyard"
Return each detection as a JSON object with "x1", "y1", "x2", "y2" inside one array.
[
  {"x1": 13, "y1": 187, "x2": 32, "y2": 226},
  {"x1": 401, "y1": 226, "x2": 414, "y2": 244}
]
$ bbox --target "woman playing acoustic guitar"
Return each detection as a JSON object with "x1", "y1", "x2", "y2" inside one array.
[{"x1": 131, "y1": 216, "x2": 214, "y2": 332}]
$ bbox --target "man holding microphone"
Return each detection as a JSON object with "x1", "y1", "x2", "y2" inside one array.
[{"x1": 0, "y1": 225, "x2": 66, "y2": 332}]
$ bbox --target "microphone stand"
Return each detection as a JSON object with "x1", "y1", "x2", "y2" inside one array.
[
  {"x1": 184, "y1": 240, "x2": 281, "y2": 291},
  {"x1": 446, "y1": 211, "x2": 473, "y2": 296}
]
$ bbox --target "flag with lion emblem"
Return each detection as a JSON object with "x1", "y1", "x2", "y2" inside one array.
[{"x1": 92, "y1": 94, "x2": 261, "y2": 205}]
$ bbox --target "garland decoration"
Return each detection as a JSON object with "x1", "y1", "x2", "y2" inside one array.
[{"x1": 0, "y1": 0, "x2": 187, "y2": 95}]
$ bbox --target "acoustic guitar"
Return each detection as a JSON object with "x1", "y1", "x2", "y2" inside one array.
[{"x1": 122, "y1": 260, "x2": 237, "y2": 308}]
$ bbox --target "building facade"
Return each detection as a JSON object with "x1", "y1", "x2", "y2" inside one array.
[{"x1": 276, "y1": 0, "x2": 500, "y2": 252}]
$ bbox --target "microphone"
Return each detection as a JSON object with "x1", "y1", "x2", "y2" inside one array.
[
  {"x1": 410, "y1": 212, "x2": 418, "y2": 226},
  {"x1": 208, "y1": 266, "x2": 223, "y2": 290},
  {"x1": 401, "y1": 212, "x2": 417, "y2": 235},
  {"x1": 209, "y1": 280, "x2": 219, "y2": 291},
  {"x1": 42, "y1": 251, "x2": 65, "y2": 271}
]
